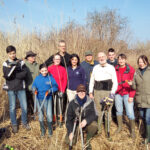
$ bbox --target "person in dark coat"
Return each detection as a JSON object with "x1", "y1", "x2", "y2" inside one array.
[
  {"x1": 107, "y1": 48, "x2": 118, "y2": 67},
  {"x1": 81, "y1": 50, "x2": 99, "y2": 94},
  {"x1": 66, "y1": 84, "x2": 98, "y2": 150},
  {"x1": 2, "y1": 45, "x2": 30, "y2": 133},
  {"x1": 45, "y1": 40, "x2": 71, "y2": 68}
]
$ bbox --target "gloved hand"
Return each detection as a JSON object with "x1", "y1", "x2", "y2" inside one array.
[
  {"x1": 109, "y1": 93, "x2": 115, "y2": 100},
  {"x1": 9, "y1": 61, "x2": 18, "y2": 67},
  {"x1": 58, "y1": 91, "x2": 63, "y2": 98}
]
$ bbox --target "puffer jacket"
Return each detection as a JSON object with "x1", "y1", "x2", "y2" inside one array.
[
  {"x1": 115, "y1": 64, "x2": 136, "y2": 98},
  {"x1": 66, "y1": 95, "x2": 98, "y2": 135},
  {"x1": 132, "y1": 66, "x2": 150, "y2": 108}
]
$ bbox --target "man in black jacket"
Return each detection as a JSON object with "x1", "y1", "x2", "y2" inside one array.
[
  {"x1": 66, "y1": 84, "x2": 98, "y2": 150},
  {"x1": 45, "y1": 40, "x2": 71, "y2": 68},
  {"x1": 3, "y1": 45, "x2": 30, "y2": 133}
]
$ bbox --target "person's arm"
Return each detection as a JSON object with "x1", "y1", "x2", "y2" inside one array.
[
  {"x1": 89, "y1": 67, "x2": 95, "y2": 98},
  {"x1": 49, "y1": 75, "x2": 58, "y2": 94},
  {"x1": 45, "y1": 55, "x2": 54, "y2": 67},
  {"x1": 15, "y1": 61, "x2": 28, "y2": 80},
  {"x1": 111, "y1": 67, "x2": 118, "y2": 94},
  {"x1": 61, "y1": 68, "x2": 68, "y2": 93}
]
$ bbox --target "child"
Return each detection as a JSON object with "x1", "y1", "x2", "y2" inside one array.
[
  {"x1": 3, "y1": 45, "x2": 30, "y2": 133},
  {"x1": 32, "y1": 63, "x2": 58, "y2": 137}
]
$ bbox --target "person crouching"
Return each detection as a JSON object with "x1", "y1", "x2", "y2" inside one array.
[
  {"x1": 66, "y1": 84, "x2": 98, "y2": 150},
  {"x1": 32, "y1": 64, "x2": 58, "y2": 137}
]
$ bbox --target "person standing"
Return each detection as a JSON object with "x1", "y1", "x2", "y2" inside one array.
[
  {"x1": 81, "y1": 50, "x2": 99, "y2": 93},
  {"x1": 115, "y1": 54, "x2": 136, "y2": 138},
  {"x1": 48, "y1": 54, "x2": 67, "y2": 126},
  {"x1": 89, "y1": 52, "x2": 118, "y2": 137},
  {"x1": 45, "y1": 40, "x2": 71, "y2": 68},
  {"x1": 25, "y1": 50, "x2": 39, "y2": 115},
  {"x1": 3, "y1": 45, "x2": 30, "y2": 133},
  {"x1": 67, "y1": 54, "x2": 86, "y2": 102},
  {"x1": 128, "y1": 55, "x2": 150, "y2": 143},
  {"x1": 107, "y1": 48, "x2": 118, "y2": 67},
  {"x1": 32, "y1": 64, "x2": 58, "y2": 137}
]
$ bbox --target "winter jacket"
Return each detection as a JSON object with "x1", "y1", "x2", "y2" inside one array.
[
  {"x1": 131, "y1": 66, "x2": 150, "y2": 108},
  {"x1": 48, "y1": 65, "x2": 67, "y2": 93},
  {"x1": 66, "y1": 95, "x2": 98, "y2": 135},
  {"x1": 25, "y1": 60, "x2": 39, "y2": 91},
  {"x1": 107, "y1": 59, "x2": 118, "y2": 67},
  {"x1": 3, "y1": 58, "x2": 27, "y2": 91},
  {"x1": 32, "y1": 74, "x2": 58, "y2": 100},
  {"x1": 81, "y1": 60, "x2": 99, "y2": 92},
  {"x1": 115, "y1": 64, "x2": 136, "y2": 98},
  {"x1": 45, "y1": 52, "x2": 71, "y2": 67},
  {"x1": 67, "y1": 66, "x2": 86, "y2": 91}
]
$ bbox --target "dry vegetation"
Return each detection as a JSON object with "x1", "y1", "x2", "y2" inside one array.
[{"x1": 0, "y1": 8, "x2": 150, "y2": 150}]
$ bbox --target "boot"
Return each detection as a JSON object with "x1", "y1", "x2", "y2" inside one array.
[
  {"x1": 12, "y1": 125, "x2": 18, "y2": 133},
  {"x1": 47, "y1": 122, "x2": 53, "y2": 137},
  {"x1": 129, "y1": 120, "x2": 136, "y2": 139},
  {"x1": 115, "y1": 116, "x2": 122, "y2": 134},
  {"x1": 86, "y1": 134, "x2": 92, "y2": 150},
  {"x1": 145, "y1": 125, "x2": 150, "y2": 144},
  {"x1": 40, "y1": 121, "x2": 45, "y2": 137}
]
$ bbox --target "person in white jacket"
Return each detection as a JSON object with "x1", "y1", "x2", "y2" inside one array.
[{"x1": 89, "y1": 52, "x2": 118, "y2": 137}]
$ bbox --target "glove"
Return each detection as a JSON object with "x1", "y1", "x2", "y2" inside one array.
[
  {"x1": 109, "y1": 93, "x2": 115, "y2": 100},
  {"x1": 58, "y1": 91, "x2": 63, "y2": 98},
  {"x1": 9, "y1": 61, "x2": 18, "y2": 66}
]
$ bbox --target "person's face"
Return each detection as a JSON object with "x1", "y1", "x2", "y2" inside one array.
[
  {"x1": 27, "y1": 56, "x2": 36, "y2": 63},
  {"x1": 108, "y1": 52, "x2": 116, "y2": 61},
  {"x1": 58, "y1": 42, "x2": 66, "y2": 53},
  {"x1": 40, "y1": 67, "x2": 48, "y2": 76},
  {"x1": 53, "y1": 55, "x2": 61, "y2": 65},
  {"x1": 8, "y1": 51, "x2": 16, "y2": 60},
  {"x1": 118, "y1": 57, "x2": 126, "y2": 67},
  {"x1": 98, "y1": 53, "x2": 107, "y2": 65},
  {"x1": 71, "y1": 57, "x2": 78, "y2": 66},
  {"x1": 138, "y1": 58, "x2": 147, "y2": 69},
  {"x1": 85, "y1": 55, "x2": 93, "y2": 62},
  {"x1": 77, "y1": 91, "x2": 86, "y2": 99}
]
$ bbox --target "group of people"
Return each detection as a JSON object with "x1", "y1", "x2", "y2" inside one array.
[{"x1": 2, "y1": 40, "x2": 150, "y2": 149}]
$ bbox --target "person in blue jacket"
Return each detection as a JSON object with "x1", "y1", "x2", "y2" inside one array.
[
  {"x1": 32, "y1": 63, "x2": 58, "y2": 137},
  {"x1": 67, "y1": 54, "x2": 86, "y2": 102}
]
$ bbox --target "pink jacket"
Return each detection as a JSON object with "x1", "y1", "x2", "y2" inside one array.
[
  {"x1": 48, "y1": 65, "x2": 67, "y2": 93},
  {"x1": 115, "y1": 64, "x2": 136, "y2": 98}
]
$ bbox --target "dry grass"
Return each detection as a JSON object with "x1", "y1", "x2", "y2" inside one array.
[{"x1": 0, "y1": 25, "x2": 150, "y2": 149}]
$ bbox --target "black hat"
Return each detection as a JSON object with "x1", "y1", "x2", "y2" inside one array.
[{"x1": 25, "y1": 51, "x2": 36, "y2": 59}]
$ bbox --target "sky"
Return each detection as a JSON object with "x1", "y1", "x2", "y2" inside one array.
[{"x1": 0, "y1": 0, "x2": 150, "y2": 43}]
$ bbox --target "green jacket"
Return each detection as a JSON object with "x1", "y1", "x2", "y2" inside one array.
[
  {"x1": 132, "y1": 66, "x2": 150, "y2": 108},
  {"x1": 25, "y1": 60, "x2": 39, "y2": 91}
]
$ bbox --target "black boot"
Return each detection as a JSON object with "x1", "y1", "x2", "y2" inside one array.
[
  {"x1": 40, "y1": 121, "x2": 45, "y2": 137},
  {"x1": 47, "y1": 122, "x2": 53, "y2": 137}
]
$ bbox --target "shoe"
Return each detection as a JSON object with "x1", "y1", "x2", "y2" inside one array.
[
  {"x1": 23, "y1": 124, "x2": 31, "y2": 131},
  {"x1": 12, "y1": 125, "x2": 18, "y2": 133},
  {"x1": 129, "y1": 120, "x2": 136, "y2": 139},
  {"x1": 47, "y1": 122, "x2": 53, "y2": 138},
  {"x1": 40, "y1": 121, "x2": 45, "y2": 137},
  {"x1": 115, "y1": 116, "x2": 122, "y2": 134}
]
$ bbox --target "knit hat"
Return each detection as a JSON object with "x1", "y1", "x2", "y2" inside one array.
[
  {"x1": 85, "y1": 50, "x2": 93, "y2": 56},
  {"x1": 25, "y1": 51, "x2": 36, "y2": 59},
  {"x1": 76, "y1": 84, "x2": 86, "y2": 92}
]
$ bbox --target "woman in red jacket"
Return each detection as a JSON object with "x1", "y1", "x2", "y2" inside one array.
[
  {"x1": 48, "y1": 54, "x2": 68, "y2": 127},
  {"x1": 115, "y1": 54, "x2": 136, "y2": 138}
]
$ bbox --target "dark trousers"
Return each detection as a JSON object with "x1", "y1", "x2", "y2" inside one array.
[{"x1": 26, "y1": 90, "x2": 34, "y2": 115}]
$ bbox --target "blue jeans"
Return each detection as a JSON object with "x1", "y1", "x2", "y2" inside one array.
[
  {"x1": 7, "y1": 90, "x2": 27, "y2": 125},
  {"x1": 115, "y1": 94, "x2": 135, "y2": 120},
  {"x1": 139, "y1": 108, "x2": 150, "y2": 125},
  {"x1": 37, "y1": 99, "x2": 52, "y2": 122}
]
